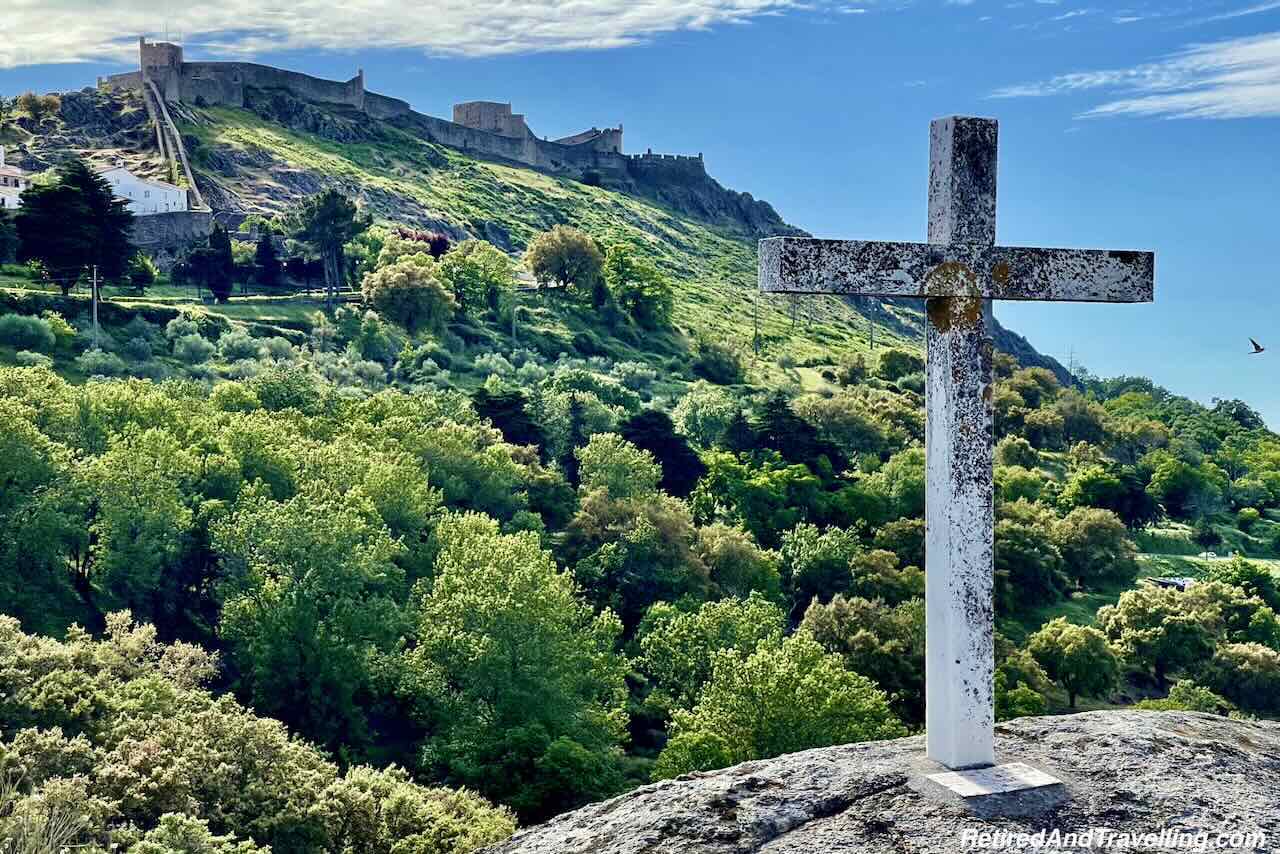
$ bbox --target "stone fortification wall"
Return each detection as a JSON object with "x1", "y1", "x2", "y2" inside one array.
[{"x1": 128, "y1": 209, "x2": 214, "y2": 271}]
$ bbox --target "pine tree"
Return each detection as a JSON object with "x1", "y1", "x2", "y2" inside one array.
[{"x1": 254, "y1": 233, "x2": 283, "y2": 290}]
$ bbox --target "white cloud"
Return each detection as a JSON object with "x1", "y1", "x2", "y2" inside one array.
[
  {"x1": 991, "y1": 31, "x2": 1280, "y2": 118},
  {"x1": 0, "y1": 0, "x2": 871, "y2": 69}
]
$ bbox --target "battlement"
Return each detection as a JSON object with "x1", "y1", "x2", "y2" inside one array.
[{"x1": 98, "y1": 41, "x2": 707, "y2": 185}]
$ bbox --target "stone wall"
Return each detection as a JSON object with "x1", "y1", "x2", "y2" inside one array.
[{"x1": 129, "y1": 209, "x2": 214, "y2": 270}]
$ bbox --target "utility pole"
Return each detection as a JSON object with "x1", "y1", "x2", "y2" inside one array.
[
  {"x1": 91, "y1": 266, "x2": 100, "y2": 350},
  {"x1": 869, "y1": 315, "x2": 875, "y2": 352}
]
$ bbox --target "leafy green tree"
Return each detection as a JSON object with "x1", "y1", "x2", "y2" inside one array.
[
  {"x1": 566, "y1": 490, "x2": 710, "y2": 629},
  {"x1": 694, "y1": 523, "x2": 782, "y2": 600},
  {"x1": 1023, "y1": 407, "x2": 1066, "y2": 450},
  {"x1": 17, "y1": 158, "x2": 134, "y2": 295},
  {"x1": 637, "y1": 592, "x2": 786, "y2": 712},
  {"x1": 436, "y1": 239, "x2": 514, "y2": 315},
  {"x1": 214, "y1": 483, "x2": 408, "y2": 751},
  {"x1": 801, "y1": 594, "x2": 925, "y2": 723},
  {"x1": 575, "y1": 432, "x2": 662, "y2": 499},
  {"x1": 1147, "y1": 453, "x2": 1226, "y2": 520},
  {"x1": 691, "y1": 451, "x2": 821, "y2": 549},
  {"x1": 524, "y1": 225, "x2": 603, "y2": 298},
  {"x1": 866, "y1": 447, "x2": 926, "y2": 520},
  {"x1": 409, "y1": 513, "x2": 629, "y2": 820},
  {"x1": 1202, "y1": 642, "x2": 1280, "y2": 714},
  {"x1": 672, "y1": 381, "x2": 738, "y2": 448},
  {"x1": 602, "y1": 243, "x2": 674, "y2": 328},
  {"x1": 361, "y1": 257, "x2": 456, "y2": 333},
  {"x1": 873, "y1": 517, "x2": 925, "y2": 571},
  {"x1": 0, "y1": 613, "x2": 515, "y2": 853},
  {"x1": 285, "y1": 189, "x2": 371, "y2": 307},
  {"x1": 1054, "y1": 507, "x2": 1138, "y2": 588},
  {"x1": 995, "y1": 500, "x2": 1067, "y2": 613},
  {"x1": 793, "y1": 391, "x2": 889, "y2": 458},
  {"x1": 653, "y1": 632, "x2": 906, "y2": 779},
  {"x1": 995, "y1": 435, "x2": 1039, "y2": 468},
  {"x1": 1027, "y1": 617, "x2": 1120, "y2": 708},
  {"x1": 1097, "y1": 586, "x2": 1216, "y2": 687},
  {"x1": 1204, "y1": 556, "x2": 1280, "y2": 612},
  {"x1": 253, "y1": 232, "x2": 283, "y2": 290},
  {"x1": 15, "y1": 92, "x2": 60, "y2": 123}
]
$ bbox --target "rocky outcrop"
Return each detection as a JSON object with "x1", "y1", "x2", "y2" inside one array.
[{"x1": 485, "y1": 712, "x2": 1280, "y2": 853}]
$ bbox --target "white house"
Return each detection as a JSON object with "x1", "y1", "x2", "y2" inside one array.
[
  {"x1": 0, "y1": 147, "x2": 31, "y2": 210},
  {"x1": 96, "y1": 165, "x2": 188, "y2": 215}
]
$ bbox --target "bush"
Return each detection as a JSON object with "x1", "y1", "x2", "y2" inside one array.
[
  {"x1": 173, "y1": 334, "x2": 215, "y2": 364},
  {"x1": 362, "y1": 258, "x2": 456, "y2": 333},
  {"x1": 165, "y1": 315, "x2": 201, "y2": 341},
  {"x1": 122, "y1": 335, "x2": 152, "y2": 361},
  {"x1": 75, "y1": 348, "x2": 128, "y2": 376},
  {"x1": 218, "y1": 329, "x2": 262, "y2": 362},
  {"x1": 261, "y1": 336, "x2": 297, "y2": 362},
  {"x1": 1238, "y1": 507, "x2": 1262, "y2": 531},
  {"x1": 691, "y1": 338, "x2": 744, "y2": 385},
  {"x1": 473, "y1": 352, "x2": 515, "y2": 377},
  {"x1": 876, "y1": 348, "x2": 923, "y2": 382},
  {"x1": 0, "y1": 313, "x2": 56, "y2": 352},
  {"x1": 14, "y1": 350, "x2": 52, "y2": 367},
  {"x1": 612, "y1": 361, "x2": 658, "y2": 392}
]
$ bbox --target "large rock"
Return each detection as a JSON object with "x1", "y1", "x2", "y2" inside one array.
[{"x1": 485, "y1": 712, "x2": 1280, "y2": 853}]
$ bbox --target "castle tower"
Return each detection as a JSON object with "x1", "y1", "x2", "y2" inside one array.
[{"x1": 139, "y1": 37, "x2": 184, "y2": 102}]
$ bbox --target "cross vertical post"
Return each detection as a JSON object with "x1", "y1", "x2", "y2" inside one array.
[{"x1": 924, "y1": 117, "x2": 997, "y2": 770}]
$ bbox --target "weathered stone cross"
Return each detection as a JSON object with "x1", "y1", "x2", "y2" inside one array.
[{"x1": 759, "y1": 117, "x2": 1154, "y2": 774}]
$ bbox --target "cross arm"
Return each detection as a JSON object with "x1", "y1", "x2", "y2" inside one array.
[{"x1": 759, "y1": 237, "x2": 1154, "y2": 303}]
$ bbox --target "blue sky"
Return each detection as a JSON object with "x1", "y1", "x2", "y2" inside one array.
[{"x1": 3, "y1": 0, "x2": 1278, "y2": 424}]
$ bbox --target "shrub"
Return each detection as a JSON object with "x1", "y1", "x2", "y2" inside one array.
[
  {"x1": 127, "y1": 252, "x2": 159, "y2": 291},
  {"x1": 165, "y1": 315, "x2": 201, "y2": 341},
  {"x1": 895, "y1": 371, "x2": 925, "y2": 394},
  {"x1": 876, "y1": 348, "x2": 923, "y2": 382},
  {"x1": 122, "y1": 335, "x2": 152, "y2": 361},
  {"x1": 218, "y1": 329, "x2": 262, "y2": 362},
  {"x1": 173, "y1": 334, "x2": 215, "y2": 364},
  {"x1": 473, "y1": 352, "x2": 515, "y2": 377},
  {"x1": 261, "y1": 336, "x2": 297, "y2": 362},
  {"x1": 0, "y1": 314, "x2": 56, "y2": 352},
  {"x1": 1238, "y1": 507, "x2": 1262, "y2": 531},
  {"x1": 14, "y1": 350, "x2": 52, "y2": 367},
  {"x1": 362, "y1": 258, "x2": 456, "y2": 333},
  {"x1": 75, "y1": 348, "x2": 127, "y2": 376},
  {"x1": 612, "y1": 361, "x2": 658, "y2": 392},
  {"x1": 835, "y1": 353, "x2": 867, "y2": 386},
  {"x1": 691, "y1": 338, "x2": 744, "y2": 385},
  {"x1": 40, "y1": 310, "x2": 77, "y2": 348}
]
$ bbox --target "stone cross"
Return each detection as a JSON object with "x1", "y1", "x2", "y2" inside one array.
[{"x1": 759, "y1": 117, "x2": 1154, "y2": 771}]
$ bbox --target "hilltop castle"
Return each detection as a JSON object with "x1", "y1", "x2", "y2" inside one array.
[{"x1": 99, "y1": 39, "x2": 703, "y2": 183}]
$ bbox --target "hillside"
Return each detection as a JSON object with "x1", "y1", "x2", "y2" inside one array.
[{"x1": 4, "y1": 85, "x2": 1068, "y2": 386}]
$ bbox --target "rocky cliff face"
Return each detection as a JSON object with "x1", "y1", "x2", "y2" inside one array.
[{"x1": 484, "y1": 712, "x2": 1280, "y2": 853}]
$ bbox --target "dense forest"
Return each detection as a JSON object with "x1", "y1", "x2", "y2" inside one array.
[{"x1": 1, "y1": 99, "x2": 1279, "y2": 853}]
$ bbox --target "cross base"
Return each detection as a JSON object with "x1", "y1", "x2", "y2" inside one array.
[{"x1": 912, "y1": 762, "x2": 1067, "y2": 818}]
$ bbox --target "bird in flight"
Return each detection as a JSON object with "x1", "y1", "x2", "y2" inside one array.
[{"x1": 1249, "y1": 338, "x2": 1266, "y2": 355}]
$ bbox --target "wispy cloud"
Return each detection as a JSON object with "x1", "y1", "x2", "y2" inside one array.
[
  {"x1": 992, "y1": 31, "x2": 1280, "y2": 118},
  {"x1": 0, "y1": 0, "x2": 883, "y2": 69}
]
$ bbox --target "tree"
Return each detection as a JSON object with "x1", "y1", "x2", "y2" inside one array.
[
  {"x1": 637, "y1": 592, "x2": 786, "y2": 712},
  {"x1": 575, "y1": 432, "x2": 662, "y2": 499},
  {"x1": 652, "y1": 632, "x2": 906, "y2": 779},
  {"x1": 214, "y1": 483, "x2": 408, "y2": 752},
  {"x1": 801, "y1": 595, "x2": 926, "y2": 723},
  {"x1": 126, "y1": 251, "x2": 158, "y2": 293},
  {"x1": 435, "y1": 239, "x2": 514, "y2": 315},
  {"x1": 524, "y1": 226, "x2": 603, "y2": 298},
  {"x1": 994, "y1": 500, "x2": 1067, "y2": 613},
  {"x1": 620, "y1": 409, "x2": 706, "y2": 497},
  {"x1": 1027, "y1": 617, "x2": 1120, "y2": 708},
  {"x1": 1202, "y1": 642, "x2": 1280, "y2": 714},
  {"x1": 693, "y1": 523, "x2": 782, "y2": 600},
  {"x1": 253, "y1": 232, "x2": 283, "y2": 290},
  {"x1": 408, "y1": 513, "x2": 629, "y2": 820},
  {"x1": 0, "y1": 211, "x2": 17, "y2": 264},
  {"x1": 361, "y1": 257, "x2": 456, "y2": 333},
  {"x1": 1053, "y1": 507, "x2": 1138, "y2": 588},
  {"x1": 1204, "y1": 556, "x2": 1280, "y2": 612},
  {"x1": 16, "y1": 158, "x2": 135, "y2": 295},
  {"x1": 602, "y1": 243, "x2": 674, "y2": 328},
  {"x1": 673, "y1": 382, "x2": 738, "y2": 448},
  {"x1": 207, "y1": 224, "x2": 235, "y2": 303},
  {"x1": 1134, "y1": 680, "x2": 1233, "y2": 714},
  {"x1": 876, "y1": 349, "x2": 922, "y2": 382},
  {"x1": 285, "y1": 189, "x2": 371, "y2": 307},
  {"x1": 1097, "y1": 586, "x2": 1216, "y2": 687},
  {"x1": 15, "y1": 92, "x2": 60, "y2": 124}
]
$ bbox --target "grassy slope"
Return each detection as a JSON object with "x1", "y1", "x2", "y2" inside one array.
[{"x1": 179, "y1": 106, "x2": 919, "y2": 387}]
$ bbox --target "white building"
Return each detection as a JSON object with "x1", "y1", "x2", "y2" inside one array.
[
  {"x1": 0, "y1": 147, "x2": 32, "y2": 210},
  {"x1": 97, "y1": 165, "x2": 188, "y2": 215}
]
